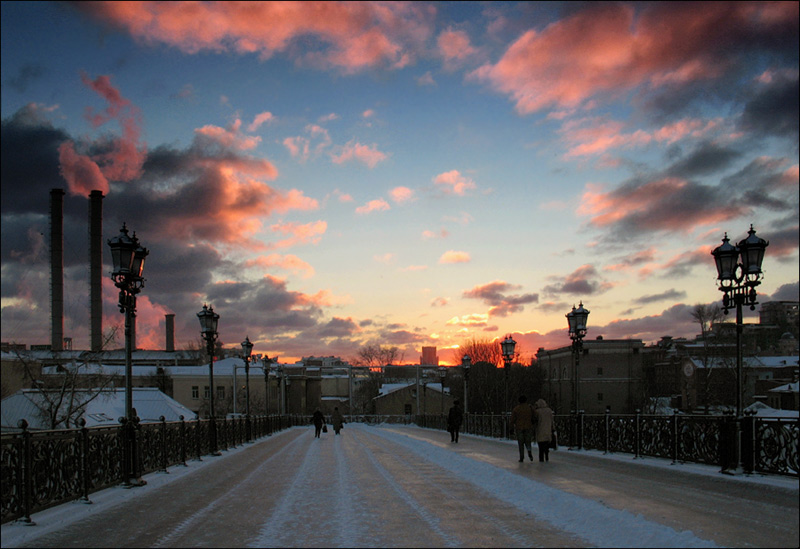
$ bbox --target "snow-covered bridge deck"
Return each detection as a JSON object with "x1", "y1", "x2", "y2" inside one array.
[{"x1": 2, "y1": 424, "x2": 798, "y2": 548}]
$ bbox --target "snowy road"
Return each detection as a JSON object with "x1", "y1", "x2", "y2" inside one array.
[{"x1": 3, "y1": 424, "x2": 798, "y2": 548}]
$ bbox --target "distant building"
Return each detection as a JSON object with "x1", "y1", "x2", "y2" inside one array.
[
  {"x1": 372, "y1": 382, "x2": 452, "y2": 416},
  {"x1": 760, "y1": 301, "x2": 799, "y2": 335},
  {"x1": 537, "y1": 338, "x2": 645, "y2": 414},
  {"x1": 420, "y1": 346, "x2": 438, "y2": 366}
]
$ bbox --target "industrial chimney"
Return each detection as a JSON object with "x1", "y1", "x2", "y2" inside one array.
[
  {"x1": 165, "y1": 314, "x2": 175, "y2": 352},
  {"x1": 89, "y1": 190, "x2": 104, "y2": 352},
  {"x1": 50, "y1": 189, "x2": 64, "y2": 351}
]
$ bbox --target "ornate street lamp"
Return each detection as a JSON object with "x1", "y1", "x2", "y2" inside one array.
[
  {"x1": 438, "y1": 366, "x2": 447, "y2": 416},
  {"x1": 276, "y1": 364, "x2": 286, "y2": 415},
  {"x1": 197, "y1": 304, "x2": 221, "y2": 455},
  {"x1": 712, "y1": 226, "x2": 768, "y2": 419},
  {"x1": 461, "y1": 354, "x2": 471, "y2": 416},
  {"x1": 108, "y1": 223, "x2": 148, "y2": 486},
  {"x1": 501, "y1": 335, "x2": 516, "y2": 427},
  {"x1": 566, "y1": 302, "x2": 590, "y2": 414},
  {"x1": 241, "y1": 336, "x2": 254, "y2": 442}
]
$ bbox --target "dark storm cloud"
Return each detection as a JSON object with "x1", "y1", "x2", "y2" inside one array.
[
  {"x1": 462, "y1": 281, "x2": 538, "y2": 317},
  {"x1": 4, "y1": 63, "x2": 46, "y2": 93},
  {"x1": 1, "y1": 106, "x2": 70, "y2": 214},
  {"x1": 666, "y1": 142, "x2": 741, "y2": 179},
  {"x1": 739, "y1": 74, "x2": 799, "y2": 141},
  {"x1": 380, "y1": 329, "x2": 426, "y2": 345},
  {"x1": 541, "y1": 265, "x2": 611, "y2": 297},
  {"x1": 768, "y1": 282, "x2": 799, "y2": 302},
  {"x1": 632, "y1": 289, "x2": 687, "y2": 305}
]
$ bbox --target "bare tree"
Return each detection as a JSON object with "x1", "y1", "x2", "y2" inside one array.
[
  {"x1": 352, "y1": 344, "x2": 404, "y2": 368},
  {"x1": 451, "y1": 337, "x2": 504, "y2": 367},
  {"x1": 691, "y1": 303, "x2": 733, "y2": 412},
  {"x1": 14, "y1": 343, "x2": 122, "y2": 430}
]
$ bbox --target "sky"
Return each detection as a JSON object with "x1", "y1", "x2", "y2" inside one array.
[
  {"x1": 2, "y1": 424, "x2": 797, "y2": 548},
  {"x1": 1, "y1": 1, "x2": 798, "y2": 365}
]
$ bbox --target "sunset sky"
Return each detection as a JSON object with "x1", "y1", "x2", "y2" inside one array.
[{"x1": 1, "y1": 1, "x2": 798, "y2": 365}]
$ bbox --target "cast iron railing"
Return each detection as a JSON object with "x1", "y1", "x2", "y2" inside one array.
[
  {"x1": 428, "y1": 410, "x2": 797, "y2": 477},
  {"x1": 1, "y1": 413, "x2": 307, "y2": 525},
  {"x1": 4, "y1": 410, "x2": 796, "y2": 525}
]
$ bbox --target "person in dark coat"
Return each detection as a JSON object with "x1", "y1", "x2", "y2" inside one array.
[
  {"x1": 312, "y1": 408, "x2": 325, "y2": 438},
  {"x1": 331, "y1": 407, "x2": 345, "y2": 435},
  {"x1": 510, "y1": 395, "x2": 535, "y2": 462},
  {"x1": 534, "y1": 399, "x2": 554, "y2": 462},
  {"x1": 447, "y1": 400, "x2": 463, "y2": 443}
]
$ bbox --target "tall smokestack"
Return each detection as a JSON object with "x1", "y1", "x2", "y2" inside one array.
[
  {"x1": 89, "y1": 190, "x2": 104, "y2": 352},
  {"x1": 50, "y1": 189, "x2": 65, "y2": 351},
  {"x1": 165, "y1": 314, "x2": 175, "y2": 352}
]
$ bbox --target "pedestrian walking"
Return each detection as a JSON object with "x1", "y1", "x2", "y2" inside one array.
[
  {"x1": 510, "y1": 395, "x2": 535, "y2": 462},
  {"x1": 447, "y1": 400, "x2": 463, "y2": 443},
  {"x1": 331, "y1": 406, "x2": 345, "y2": 435},
  {"x1": 312, "y1": 408, "x2": 325, "y2": 438},
  {"x1": 534, "y1": 398, "x2": 554, "y2": 462}
]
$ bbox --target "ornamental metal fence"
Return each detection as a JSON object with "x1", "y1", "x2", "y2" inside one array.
[
  {"x1": 4, "y1": 410, "x2": 797, "y2": 525},
  {"x1": 1, "y1": 413, "x2": 307, "y2": 525},
  {"x1": 417, "y1": 410, "x2": 797, "y2": 478}
]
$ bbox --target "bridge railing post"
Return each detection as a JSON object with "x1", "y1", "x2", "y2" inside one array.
[
  {"x1": 79, "y1": 418, "x2": 92, "y2": 503},
  {"x1": 16, "y1": 419, "x2": 35, "y2": 525}
]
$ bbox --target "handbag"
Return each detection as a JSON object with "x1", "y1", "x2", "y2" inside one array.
[
  {"x1": 550, "y1": 430, "x2": 558, "y2": 450},
  {"x1": 322, "y1": 424, "x2": 328, "y2": 433}
]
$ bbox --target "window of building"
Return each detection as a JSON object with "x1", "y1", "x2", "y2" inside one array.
[
  {"x1": 597, "y1": 392, "x2": 604, "y2": 401},
  {"x1": 597, "y1": 367, "x2": 603, "y2": 376},
  {"x1": 404, "y1": 404, "x2": 412, "y2": 415},
  {"x1": 217, "y1": 386, "x2": 225, "y2": 399},
  {"x1": 192, "y1": 386, "x2": 199, "y2": 399},
  {"x1": 204, "y1": 386, "x2": 210, "y2": 399}
]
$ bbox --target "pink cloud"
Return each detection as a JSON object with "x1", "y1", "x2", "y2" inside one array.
[
  {"x1": 433, "y1": 170, "x2": 476, "y2": 195},
  {"x1": 469, "y1": 2, "x2": 798, "y2": 114},
  {"x1": 79, "y1": 1, "x2": 435, "y2": 73},
  {"x1": 355, "y1": 198, "x2": 390, "y2": 215},
  {"x1": 446, "y1": 313, "x2": 489, "y2": 327},
  {"x1": 247, "y1": 111, "x2": 274, "y2": 132},
  {"x1": 245, "y1": 254, "x2": 315, "y2": 278},
  {"x1": 59, "y1": 74, "x2": 146, "y2": 196},
  {"x1": 57, "y1": 141, "x2": 109, "y2": 195},
  {"x1": 438, "y1": 28, "x2": 476, "y2": 64},
  {"x1": 562, "y1": 116, "x2": 719, "y2": 158},
  {"x1": 390, "y1": 186, "x2": 414, "y2": 203},
  {"x1": 195, "y1": 119, "x2": 261, "y2": 150},
  {"x1": 331, "y1": 140, "x2": 388, "y2": 168},
  {"x1": 439, "y1": 250, "x2": 471, "y2": 264},
  {"x1": 268, "y1": 220, "x2": 327, "y2": 249},
  {"x1": 283, "y1": 136, "x2": 310, "y2": 160}
]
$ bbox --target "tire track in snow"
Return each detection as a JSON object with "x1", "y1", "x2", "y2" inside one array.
[
  {"x1": 151, "y1": 431, "x2": 305, "y2": 548},
  {"x1": 370, "y1": 427, "x2": 718, "y2": 548},
  {"x1": 348, "y1": 426, "x2": 460, "y2": 548}
]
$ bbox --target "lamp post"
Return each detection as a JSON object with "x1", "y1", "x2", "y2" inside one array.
[
  {"x1": 276, "y1": 365, "x2": 286, "y2": 415},
  {"x1": 241, "y1": 336, "x2": 253, "y2": 442},
  {"x1": 438, "y1": 366, "x2": 447, "y2": 416},
  {"x1": 711, "y1": 226, "x2": 768, "y2": 418},
  {"x1": 197, "y1": 304, "x2": 221, "y2": 455},
  {"x1": 461, "y1": 355, "x2": 471, "y2": 416},
  {"x1": 566, "y1": 302, "x2": 590, "y2": 414},
  {"x1": 108, "y1": 224, "x2": 148, "y2": 486},
  {"x1": 501, "y1": 335, "x2": 516, "y2": 438}
]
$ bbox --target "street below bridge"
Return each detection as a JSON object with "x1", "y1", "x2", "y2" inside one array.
[{"x1": 2, "y1": 424, "x2": 798, "y2": 548}]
